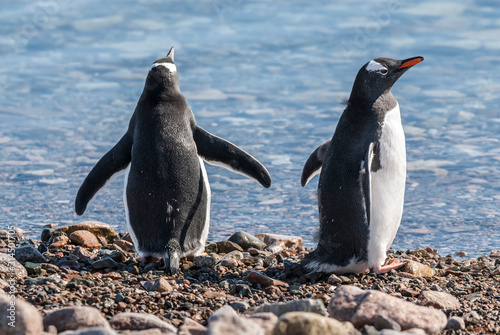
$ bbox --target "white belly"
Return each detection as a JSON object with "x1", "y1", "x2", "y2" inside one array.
[{"x1": 367, "y1": 103, "x2": 406, "y2": 269}]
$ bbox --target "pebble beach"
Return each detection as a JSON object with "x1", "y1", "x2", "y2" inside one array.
[{"x1": 0, "y1": 221, "x2": 499, "y2": 335}]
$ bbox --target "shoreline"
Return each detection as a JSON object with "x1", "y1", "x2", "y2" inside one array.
[{"x1": 0, "y1": 221, "x2": 499, "y2": 334}]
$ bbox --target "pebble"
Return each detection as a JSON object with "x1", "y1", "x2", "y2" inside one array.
[
  {"x1": 374, "y1": 315, "x2": 401, "y2": 331},
  {"x1": 109, "y1": 312, "x2": 177, "y2": 333},
  {"x1": 418, "y1": 290, "x2": 461, "y2": 310},
  {"x1": 446, "y1": 316, "x2": 466, "y2": 330},
  {"x1": 272, "y1": 312, "x2": 359, "y2": 335},
  {"x1": 247, "y1": 271, "x2": 288, "y2": 288},
  {"x1": 228, "y1": 231, "x2": 267, "y2": 250},
  {"x1": 400, "y1": 260, "x2": 436, "y2": 277},
  {"x1": 0, "y1": 294, "x2": 44, "y2": 335},
  {"x1": 70, "y1": 230, "x2": 102, "y2": 249},
  {"x1": 24, "y1": 261, "x2": 42, "y2": 275},
  {"x1": 193, "y1": 255, "x2": 218, "y2": 268},
  {"x1": 14, "y1": 245, "x2": 47, "y2": 263},
  {"x1": 50, "y1": 235, "x2": 70, "y2": 248},
  {"x1": 463, "y1": 311, "x2": 482, "y2": 325},
  {"x1": 327, "y1": 274, "x2": 342, "y2": 284},
  {"x1": 178, "y1": 317, "x2": 207, "y2": 335},
  {"x1": 254, "y1": 233, "x2": 303, "y2": 252},
  {"x1": 206, "y1": 305, "x2": 264, "y2": 335},
  {"x1": 41, "y1": 228, "x2": 53, "y2": 242},
  {"x1": 43, "y1": 306, "x2": 110, "y2": 332},
  {"x1": 328, "y1": 285, "x2": 447, "y2": 334},
  {"x1": 251, "y1": 299, "x2": 326, "y2": 317},
  {"x1": 143, "y1": 277, "x2": 173, "y2": 293},
  {"x1": 231, "y1": 301, "x2": 250, "y2": 312},
  {"x1": 92, "y1": 257, "x2": 119, "y2": 270}
]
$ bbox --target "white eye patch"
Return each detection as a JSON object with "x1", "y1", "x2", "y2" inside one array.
[
  {"x1": 152, "y1": 62, "x2": 177, "y2": 73},
  {"x1": 366, "y1": 60, "x2": 387, "y2": 74}
]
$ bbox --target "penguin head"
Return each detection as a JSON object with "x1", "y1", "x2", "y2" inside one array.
[
  {"x1": 349, "y1": 56, "x2": 424, "y2": 104},
  {"x1": 144, "y1": 46, "x2": 180, "y2": 94}
]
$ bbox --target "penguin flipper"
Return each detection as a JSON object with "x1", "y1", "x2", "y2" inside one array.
[
  {"x1": 361, "y1": 142, "x2": 375, "y2": 225},
  {"x1": 301, "y1": 140, "x2": 331, "y2": 186},
  {"x1": 193, "y1": 126, "x2": 271, "y2": 188},
  {"x1": 75, "y1": 133, "x2": 133, "y2": 215}
]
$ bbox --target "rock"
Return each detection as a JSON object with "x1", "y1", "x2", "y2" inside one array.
[
  {"x1": 446, "y1": 316, "x2": 465, "y2": 330},
  {"x1": 206, "y1": 305, "x2": 264, "y2": 335},
  {"x1": 70, "y1": 230, "x2": 102, "y2": 249},
  {"x1": 24, "y1": 262, "x2": 42, "y2": 275},
  {"x1": 247, "y1": 271, "x2": 288, "y2": 288},
  {"x1": 490, "y1": 249, "x2": 500, "y2": 259},
  {"x1": 43, "y1": 306, "x2": 109, "y2": 332},
  {"x1": 55, "y1": 221, "x2": 118, "y2": 242},
  {"x1": 216, "y1": 241, "x2": 244, "y2": 253},
  {"x1": 205, "y1": 242, "x2": 218, "y2": 253},
  {"x1": 25, "y1": 274, "x2": 61, "y2": 286},
  {"x1": 113, "y1": 239, "x2": 134, "y2": 252},
  {"x1": 254, "y1": 233, "x2": 303, "y2": 252},
  {"x1": 143, "y1": 278, "x2": 173, "y2": 293},
  {"x1": 455, "y1": 251, "x2": 467, "y2": 257},
  {"x1": 178, "y1": 317, "x2": 206, "y2": 335},
  {"x1": 400, "y1": 261, "x2": 435, "y2": 277},
  {"x1": 229, "y1": 231, "x2": 267, "y2": 250},
  {"x1": 374, "y1": 315, "x2": 401, "y2": 331},
  {"x1": 92, "y1": 257, "x2": 119, "y2": 270},
  {"x1": 231, "y1": 301, "x2": 250, "y2": 312},
  {"x1": 0, "y1": 253, "x2": 28, "y2": 279},
  {"x1": 328, "y1": 285, "x2": 447, "y2": 334},
  {"x1": 0, "y1": 294, "x2": 43, "y2": 335},
  {"x1": 193, "y1": 255, "x2": 218, "y2": 268},
  {"x1": 14, "y1": 245, "x2": 47, "y2": 263},
  {"x1": 328, "y1": 274, "x2": 342, "y2": 285},
  {"x1": 361, "y1": 325, "x2": 379, "y2": 335},
  {"x1": 109, "y1": 312, "x2": 176, "y2": 333},
  {"x1": 41, "y1": 228, "x2": 53, "y2": 242},
  {"x1": 49, "y1": 235, "x2": 69, "y2": 248},
  {"x1": 272, "y1": 312, "x2": 359, "y2": 335},
  {"x1": 463, "y1": 311, "x2": 482, "y2": 325},
  {"x1": 251, "y1": 299, "x2": 326, "y2": 317},
  {"x1": 248, "y1": 313, "x2": 279, "y2": 334},
  {"x1": 218, "y1": 251, "x2": 244, "y2": 267},
  {"x1": 418, "y1": 290, "x2": 460, "y2": 310},
  {"x1": 59, "y1": 328, "x2": 118, "y2": 335},
  {"x1": 203, "y1": 291, "x2": 226, "y2": 300}
]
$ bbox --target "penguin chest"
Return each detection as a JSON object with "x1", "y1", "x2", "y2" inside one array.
[{"x1": 367, "y1": 104, "x2": 406, "y2": 266}]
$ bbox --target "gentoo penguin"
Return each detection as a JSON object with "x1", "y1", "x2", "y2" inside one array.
[
  {"x1": 75, "y1": 47, "x2": 271, "y2": 274},
  {"x1": 296, "y1": 56, "x2": 423, "y2": 275}
]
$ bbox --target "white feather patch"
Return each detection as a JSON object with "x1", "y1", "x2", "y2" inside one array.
[
  {"x1": 366, "y1": 60, "x2": 386, "y2": 72},
  {"x1": 152, "y1": 62, "x2": 177, "y2": 72}
]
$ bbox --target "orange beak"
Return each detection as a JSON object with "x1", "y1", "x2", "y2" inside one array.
[{"x1": 397, "y1": 56, "x2": 424, "y2": 69}]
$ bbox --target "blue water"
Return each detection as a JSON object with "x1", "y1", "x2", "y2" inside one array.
[{"x1": 1, "y1": 0, "x2": 499, "y2": 257}]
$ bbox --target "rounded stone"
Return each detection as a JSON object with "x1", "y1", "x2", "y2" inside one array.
[
  {"x1": 69, "y1": 230, "x2": 102, "y2": 249},
  {"x1": 43, "y1": 306, "x2": 109, "y2": 332},
  {"x1": 229, "y1": 231, "x2": 267, "y2": 250},
  {"x1": 272, "y1": 312, "x2": 357, "y2": 335}
]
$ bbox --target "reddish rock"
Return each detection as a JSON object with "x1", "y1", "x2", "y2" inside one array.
[
  {"x1": 328, "y1": 285, "x2": 447, "y2": 334},
  {"x1": 69, "y1": 230, "x2": 102, "y2": 249},
  {"x1": 49, "y1": 235, "x2": 69, "y2": 248},
  {"x1": 400, "y1": 288, "x2": 420, "y2": 298},
  {"x1": 247, "y1": 271, "x2": 289, "y2": 288},
  {"x1": 0, "y1": 295, "x2": 43, "y2": 335},
  {"x1": 273, "y1": 312, "x2": 358, "y2": 335},
  {"x1": 216, "y1": 241, "x2": 244, "y2": 253},
  {"x1": 43, "y1": 306, "x2": 109, "y2": 332},
  {"x1": 113, "y1": 239, "x2": 134, "y2": 252},
  {"x1": 400, "y1": 260, "x2": 436, "y2": 277},
  {"x1": 254, "y1": 233, "x2": 303, "y2": 252},
  {"x1": 55, "y1": 221, "x2": 118, "y2": 242},
  {"x1": 203, "y1": 291, "x2": 226, "y2": 300},
  {"x1": 143, "y1": 278, "x2": 173, "y2": 293},
  {"x1": 418, "y1": 290, "x2": 460, "y2": 310},
  {"x1": 110, "y1": 312, "x2": 176, "y2": 333}
]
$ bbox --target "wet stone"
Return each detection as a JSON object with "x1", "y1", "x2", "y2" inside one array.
[
  {"x1": 229, "y1": 231, "x2": 267, "y2": 250},
  {"x1": 14, "y1": 245, "x2": 47, "y2": 263},
  {"x1": 24, "y1": 262, "x2": 42, "y2": 275},
  {"x1": 41, "y1": 228, "x2": 53, "y2": 242},
  {"x1": 92, "y1": 257, "x2": 119, "y2": 270}
]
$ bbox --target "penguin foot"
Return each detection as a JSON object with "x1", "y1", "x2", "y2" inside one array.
[{"x1": 373, "y1": 259, "x2": 405, "y2": 274}]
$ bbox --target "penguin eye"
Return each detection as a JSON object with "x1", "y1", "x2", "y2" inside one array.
[{"x1": 379, "y1": 68, "x2": 388, "y2": 75}]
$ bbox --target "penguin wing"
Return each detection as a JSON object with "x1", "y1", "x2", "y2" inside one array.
[
  {"x1": 301, "y1": 140, "x2": 331, "y2": 186},
  {"x1": 193, "y1": 126, "x2": 271, "y2": 188},
  {"x1": 361, "y1": 142, "x2": 375, "y2": 225},
  {"x1": 75, "y1": 132, "x2": 133, "y2": 215}
]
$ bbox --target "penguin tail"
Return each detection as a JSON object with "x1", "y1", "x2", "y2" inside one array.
[{"x1": 164, "y1": 240, "x2": 181, "y2": 275}]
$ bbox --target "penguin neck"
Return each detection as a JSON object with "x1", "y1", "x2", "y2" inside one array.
[
  {"x1": 139, "y1": 85, "x2": 181, "y2": 104},
  {"x1": 348, "y1": 89, "x2": 397, "y2": 116}
]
